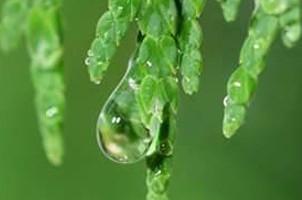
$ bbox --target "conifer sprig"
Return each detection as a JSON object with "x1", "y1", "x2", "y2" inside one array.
[
  {"x1": 0, "y1": 0, "x2": 65, "y2": 166},
  {"x1": 222, "y1": 0, "x2": 301, "y2": 138}
]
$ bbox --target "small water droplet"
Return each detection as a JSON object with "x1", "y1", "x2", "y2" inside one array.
[
  {"x1": 233, "y1": 81, "x2": 242, "y2": 88},
  {"x1": 46, "y1": 106, "x2": 59, "y2": 118},
  {"x1": 231, "y1": 117, "x2": 237, "y2": 122},
  {"x1": 223, "y1": 96, "x2": 230, "y2": 107},
  {"x1": 94, "y1": 79, "x2": 101, "y2": 85},
  {"x1": 85, "y1": 57, "x2": 92, "y2": 66},
  {"x1": 87, "y1": 50, "x2": 94, "y2": 57},
  {"x1": 159, "y1": 140, "x2": 173, "y2": 156}
]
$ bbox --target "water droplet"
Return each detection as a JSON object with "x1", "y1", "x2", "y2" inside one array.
[
  {"x1": 85, "y1": 57, "x2": 92, "y2": 66},
  {"x1": 233, "y1": 81, "x2": 242, "y2": 88},
  {"x1": 46, "y1": 106, "x2": 59, "y2": 118},
  {"x1": 87, "y1": 49, "x2": 94, "y2": 57},
  {"x1": 230, "y1": 117, "x2": 237, "y2": 122},
  {"x1": 159, "y1": 140, "x2": 173, "y2": 156},
  {"x1": 223, "y1": 96, "x2": 230, "y2": 107},
  {"x1": 94, "y1": 79, "x2": 101, "y2": 85},
  {"x1": 97, "y1": 57, "x2": 153, "y2": 164}
]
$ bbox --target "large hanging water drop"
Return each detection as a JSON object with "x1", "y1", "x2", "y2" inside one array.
[{"x1": 97, "y1": 57, "x2": 152, "y2": 164}]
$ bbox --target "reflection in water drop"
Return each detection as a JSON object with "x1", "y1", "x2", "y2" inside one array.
[
  {"x1": 128, "y1": 78, "x2": 139, "y2": 90},
  {"x1": 146, "y1": 61, "x2": 153, "y2": 67},
  {"x1": 111, "y1": 116, "x2": 121, "y2": 124}
]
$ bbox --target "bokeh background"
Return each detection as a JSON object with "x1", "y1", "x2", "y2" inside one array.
[{"x1": 0, "y1": 1, "x2": 301, "y2": 200}]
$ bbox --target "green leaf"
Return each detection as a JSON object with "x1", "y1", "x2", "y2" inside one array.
[
  {"x1": 260, "y1": 0, "x2": 289, "y2": 15},
  {"x1": 0, "y1": 0, "x2": 29, "y2": 51},
  {"x1": 279, "y1": 6, "x2": 301, "y2": 48},
  {"x1": 182, "y1": 0, "x2": 207, "y2": 18},
  {"x1": 26, "y1": 2, "x2": 65, "y2": 166},
  {"x1": 227, "y1": 67, "x2": 257, "y2": 105},
  {"x1": 86, "y1": 0, "x2": 140, "y2": 84},
  {"x1": 240, "y1": 11, "x2": 279, "y2": 78},
  {"x1": 223, "y1": 104, "x2": 246, "y2": 138},
  {"x1": 223, "y1": 5, "x2": 283, "y2": 138},
  {"x1": 158, "y1": 77, "x2": 179, "y2": 114},
  {"x1": 109, "y1": 0, "x2": 141, "y2": 19},
  {"x1": 136, "y1": 36, "x2": 178, "y2": 77},
  {"x1": 27, "y1": 5, "x2": 62, "y2": 69},
  {"x1": 217, "y1": 0, "x2": 242, "y2": 22},
  {"x1": 138, "y1": 75, "x2": 158, "y2": 115},
  {"x1": 179, "y1": 20, "x2": 203, "y2": 95},
  {"x1": 138, "y1": 0, "x2": 177, "y2": 37},
  {"x1": 178, "y1": 0, "x2": 206, "y2": 95}
]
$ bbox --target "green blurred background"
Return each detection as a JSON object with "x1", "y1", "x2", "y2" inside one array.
[{"x1": 0, "y1": 1, "x2": 301, "y2": 200}]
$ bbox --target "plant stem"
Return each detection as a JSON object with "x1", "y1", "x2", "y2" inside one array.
[
  {"x1": 146, "y1": 154, "x2": 172, "y2": 200},
  {"x1": 146, "y1": 106, "x2": 176, "y2": 200}
]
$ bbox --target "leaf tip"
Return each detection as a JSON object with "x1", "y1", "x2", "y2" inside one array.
[
  {"x1": 223, "y1": 127, "x2": 237, "y2": 139},
  {"x1": 47, "y1": 151, "x2": 64, "y2": 167}
]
